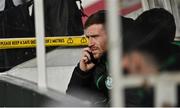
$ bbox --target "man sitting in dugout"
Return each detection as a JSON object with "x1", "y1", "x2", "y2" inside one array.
[{"x1": 66, "y1": 10, "x2": 136, "y2": 106}]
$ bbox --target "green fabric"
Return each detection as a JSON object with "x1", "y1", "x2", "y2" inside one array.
[
  {"x1": 173, "y1": 41, "x2": 180, "y2": 46},
  {"x1": 96, "y1": 75, "x2": 104, "y2": 89},
  {"x1": 137, "y1": 89, "x2": 144, "y2": 98},
  {"x1": 160, "y1": 55, "x2": 176, "y2": 71}
]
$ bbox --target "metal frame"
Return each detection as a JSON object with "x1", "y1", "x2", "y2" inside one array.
[
  {"x1": 106, "y1": 0, "x2": 122, "y2": 106},
  {"x1": 34, "y1": 0, "x2": 47, "y2": 89}
]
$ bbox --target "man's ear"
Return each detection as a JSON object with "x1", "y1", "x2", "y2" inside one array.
[
  {"x1": 122, "y1": 55, "x2": 130, "y2": 69},
  {"x1": 129, "y1": 52, "x2": 144, "y2": 74}
]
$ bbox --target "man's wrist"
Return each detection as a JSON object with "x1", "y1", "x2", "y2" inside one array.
[{"x1": 75, "y1": 63, "x2": 92, "y2": 78}]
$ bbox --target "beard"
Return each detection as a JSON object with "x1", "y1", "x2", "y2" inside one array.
[{"x1": 93, "y1": 51, "x2": 104, "y2": 59}]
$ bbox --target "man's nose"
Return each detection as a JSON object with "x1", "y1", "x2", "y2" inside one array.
[{"x1": 88, "y1": 37, "x2": 95, "y2": 46}]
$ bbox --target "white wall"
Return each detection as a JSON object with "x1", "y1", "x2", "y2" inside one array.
[{"x1": 0, "y1": 0, "x2": 30, "y2": 11}]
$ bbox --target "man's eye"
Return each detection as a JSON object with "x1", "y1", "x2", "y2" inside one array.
[
  {"x1": 86, "y1": 36, "x2": 90, "y2": 39},
  {"x1": 91, "y1": 35, "x2": 98, "y2": 38}
]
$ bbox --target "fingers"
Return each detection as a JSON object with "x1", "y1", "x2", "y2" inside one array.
[
  {"x1": 79, "y1": 47, "x2": 95, "y2": 72},
  {"x1": 81, "y1": 47, "x2": 91, "y2": 63},
  {"x1": 83, "y1": 47, "x2": 91, "y2": 53},
  {"x1": 82, "y1": 56, "x2": 89, "y2": 63}
]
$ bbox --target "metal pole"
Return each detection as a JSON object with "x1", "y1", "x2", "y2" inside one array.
[
  {"x1": 106, "y1": 0, "x2": 123, "y2": 107},
  {"x1": 34, "y1": 0, "x2": 47, "y2": 89},
  {"x1": 155, "y1": 79, "x2": 177, "y2": 107}
]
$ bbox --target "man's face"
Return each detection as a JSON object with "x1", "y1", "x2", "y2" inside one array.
[
  {"x1": 85, "y1": 24, "x2": 107, "y2": 59},
  {"x1": 122, "y1": 52, "x2": 158, "y2": 75}
]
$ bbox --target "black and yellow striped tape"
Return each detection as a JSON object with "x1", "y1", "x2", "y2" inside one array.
[{"x1": 0, "y1": 36, "x2": 88, "y2": 49}]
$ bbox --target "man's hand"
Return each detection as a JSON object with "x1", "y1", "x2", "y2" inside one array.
[{"x1": 79, "y1": 47, "x2": 96, "y2": 72}]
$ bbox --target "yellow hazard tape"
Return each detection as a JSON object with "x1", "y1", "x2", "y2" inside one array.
[{"x1": 0, "y1": 36, "x2": 88, "y2": 49}]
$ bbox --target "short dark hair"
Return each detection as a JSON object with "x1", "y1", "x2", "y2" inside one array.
[
  {"x1": 84, "y1": 10, "x2": 106, "y2": 29},
  {"x1": 135, "y1": 8, "x2": 176, "y2": 43},
  {"x1": 123, "y1": 8, "x2": 176, "y2": 52}
]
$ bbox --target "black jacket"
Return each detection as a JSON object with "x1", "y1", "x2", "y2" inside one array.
[{"x1": 66, "y1": 54, "x2": 109, "y2": 106}]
